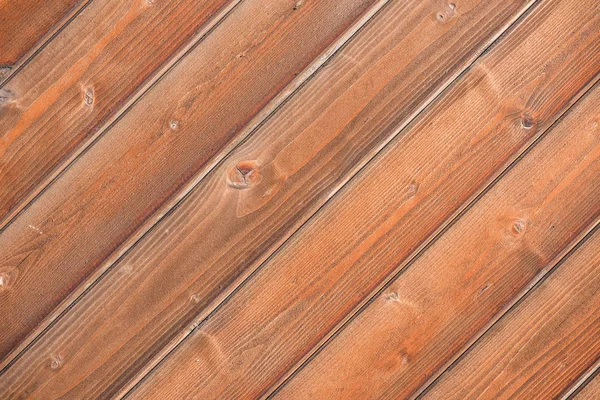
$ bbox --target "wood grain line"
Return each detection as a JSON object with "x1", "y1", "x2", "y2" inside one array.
[
  {"x1": 274, "y1": 50, "x2": 600, "y2": 400},
  {"x1": 124, "y1": 0, "x2": 600, "y2": 398},
  {"x1": 0, "y1": 0, "x2": 92, "y2": 84},
  {"x1": 0, "y1": 0, "x2": 386, "y2": 396},
  {"x1": 417, "y1": 219, "x2": 600, "y2": 399},
  {"x1": 563, "y1": 358, "x2": 600, "y2": 399},
  {"x1": 0, "y1": 0, "x2": 240, "y2": 231},
  {"x1": 0, "y1": 0, "x2": 536, "y2": 398}
]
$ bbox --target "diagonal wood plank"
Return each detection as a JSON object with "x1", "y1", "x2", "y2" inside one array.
[
  {"x1": 572, "y1": 372, "x2": 600, "y2": 400},
  {"x1": 125, "y1": 0, "x2": 600, "y2": 398},
  {"x1": 420, "y1": 223, "x2": 600, "y2": 399},
  {"x1": 0, "y1": 0, "x2": 239, "y2": 228},
  {"x1": 0, "y1": 0, "x2": 382, "y2": 388},
  {"x1": 275, "y1": 71, "x2": 600, "y2": 400},
  {"x1": 0, "y1": 0, "x2": 535, "y2": 397},
  {"x1": 0, "y1": 0, "x2": 85, "y2": 67}
]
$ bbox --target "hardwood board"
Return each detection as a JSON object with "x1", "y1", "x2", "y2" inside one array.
[
  {"x1": 275, "y1": 65, "x2": 600, "y2": 400},
  {"x1": 0, "y1": 0, "x2": 237, "y2": 228},
  {"x1": 127, "y1": 0, "x2": 600, "y2": 398},
  {"x1": 0, "y1": 0, "x2": 377, "y2": 367},
  {"x1": 0, "y1": 0, "x2": 83, "y2": 66},
  {"x1": 0, "y1": 0, "x2": 535, "y2": 397},
  {"x1": 574, "y1": 373, "x2": 600, "y2": 400},
  {"x1": 420, "y1": 224, "x2": 600, "y2": 399}
]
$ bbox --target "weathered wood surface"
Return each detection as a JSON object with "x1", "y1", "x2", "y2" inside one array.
[
  {"x1": 0, "y1": 0, "x2": 237, "y2": 228},
  {"x1": 0, "y1": 0, "x2": 83, "y2": 66},
  {"x1": 0, "y1": 0, "x2": 537, "y2": 397},
  {"x1": 127, "y1": 0, "x2": 600, "y2": 398},
  {"x1": 421, "y1": 222, "x2": 600, "y2": 399},
  {"x1": 0, "y1": 0, "x2": 377, "y2": 370}
]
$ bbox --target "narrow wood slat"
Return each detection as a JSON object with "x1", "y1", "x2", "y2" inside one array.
[
  {"x1": 0, "y1": 0, "x2": 239, "y2": 228},
  {"x1": 127, "y1": 0, "x2": 600, "y2": 398},
  {"x1": 275, "y1": 60, "x2": 600, "y2": 400},
  {"x1": 574, "y1": 373, "x2": 600, "y2": 400},
  {"x1": 0, "y1": 0, "x2": 83, "y2": 66},
  {"x1": 0, "y1": 0, "x2": 377, "y2": 367},
  {"x1": 420, "y1": 222, "x2": 600, "y2": 399},
  {"x1": 0, "y1": 0, "x2": 534, "y2": 397}
]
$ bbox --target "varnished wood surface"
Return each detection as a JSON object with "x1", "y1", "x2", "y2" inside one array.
[
  {"x1": 0, "y1": 0, "x2": 376, "y2": 368},
  {"x1": 127, "y1": 0, "x2": 600, "y2": 398},
  {"x1": 0, "y1": 0, "x2": 535, "y2": 397},
  {"x1": 2, "y1": 0, "x2": 600, "y2": 398},
  {"x1": 0, "y1": 0, "x2": 83, "y2": 66}
]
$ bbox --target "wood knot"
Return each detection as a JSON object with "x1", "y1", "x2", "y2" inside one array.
[
  {"x1": 84, "y1": 87, "x2": 94, "y2": 106},
  {"x1": 384, "y1": 291, "x2": 400, "y2": 302},
  {"x1": 50, "y1": 355, "x2": 63, "y2": 370},
  {"x1": 520, "y1": 113, "x2": 535, "y2": 129},
  {"x1": 0, "y1": 273, "x2": 8, "y2": 291},
  {"x1": 511, "y1": 219, "x2": 526, "y2": 236},
  {"x1": 0, "y1": 88, "x2": 14, "y2": 104},
  {"x1": 227, "y1": 161, "x2": 261, "y2": 189},
  {"x1": 406, "y1": 182, "x2": 419, "y2": 199},
  {"x1": 436, "y1": 2, "x2": 456, "y2": 22}
]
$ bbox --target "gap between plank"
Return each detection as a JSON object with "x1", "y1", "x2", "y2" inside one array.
[
  {"x1": 414, "y1": 217, "x2": 600, "y2": 399},
  {"x1": 0, "y1": 0, "x2": 244, "y2": 370},
  {"x1": 0, "y1": 0, "x2": 93, "y2": 86},
  {"x1": 0, "y1": 0, "x2": 244, "y2": 232},
  {"x1": 265, "y1": 9, "x2": 600, "y2": 400},
  {"x1": 109, "y1": 0, "x2": 546, "y2": 397},
  {"x1": 0, "y1": 0, "x2": 391, "y2": 379},
  {"x1": 562, "y1": 355, "x2": 600, "y2": 399}
]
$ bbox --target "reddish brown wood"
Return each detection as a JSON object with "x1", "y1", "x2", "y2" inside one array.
[
  {"x1": 0, "y1": 0, "x2": 236, "y2": 227},
  {"x1": 0, "y1": 0, "x2": 536, "y2": 397},
  {"x1": 421, "y1": 224, "x2": 600, "y2": 398},
  {"x1": 276, "y1": 74, "x2": 600, "y2": 400},
  {"x1": 0, "y1": 0, "x2": 378, "y2": 391},
  {"x1": 575, "y1": 373, "x2": 600, "y2": 400},
  {"x1": 124, "y1": 0, "x2": 600, "y2": 398},
  {"x1": 0, "y1": 0, "x2": 83, "y2": 66}
]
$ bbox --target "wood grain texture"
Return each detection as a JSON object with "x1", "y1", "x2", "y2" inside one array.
[
  {"x1": 0, "y1": 0, "x2": 83, "y2": 66},
  {"x1": 421, "y1": 224, "x2": 600, "y2": 399},
  {"x1": 276, "y1": 64, "x2": 600, "y2": 400},
  {"x1": 0, "y1": 0, "x2": 535, "y2": 397},
  {"x1": 574, "y1": 374, "x2": 600, "y2": 400},
  {"x1": 0, "y1": 0, "x2": 235, "y2": 228},
  {"x1": 0, "y1": 0, "x2": 377, "y2": 369},
  {"x1": 128, "y1": 0, "x2": 600, "y2": 398}
]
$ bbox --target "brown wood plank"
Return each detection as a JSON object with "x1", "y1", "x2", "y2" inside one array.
[
  {"x1": 419, "y1": 223, "x2": 600, "y2": 399},
  {"x1": 125, "y1": 0, "x2": 600, "y2": 398},
  {"x1": 0, "y1": 0, "x2": 84, "y2": 66},
  {"x1": 274, "y1": 69, "x2": 600, "y2": 400},
  {"x1": 574, "y1": 373, "x2": 600, "y2": 400},
  {"x1": 0, "y1": 0, "x2": 379, "y2": 387},
  {"x1": 0, "y1": 0, "x2": 239, "y2": 228},
  {"x1": 0, "y1": 0, "x2": 535, "y2": 397}
]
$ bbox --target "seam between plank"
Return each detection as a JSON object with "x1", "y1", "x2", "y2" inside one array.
[
  {"x1": 0, "y1": 0, "x2": 391, "y2": 385},
  {"x1": 0, "y1": 0, "x2": 243, "y2": 372},
  {"x1": 0, "y1": 0, "x2": 243, "y2": 231},
  {"x1": 114, "y1": 0, "x2": 539, "y2": 397},
  {"x1": 562, "y1": 356, "x2": 600, "y2": 399},
  {"x1": 262, "y1": 4, "x2": 600, "y2": 399},
  {"x1": 414, "y1": 218, "x2": 600, "y2": 399},
  {"x1": 0, "y1": 0, "x2": 93, "y2": 86}
]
